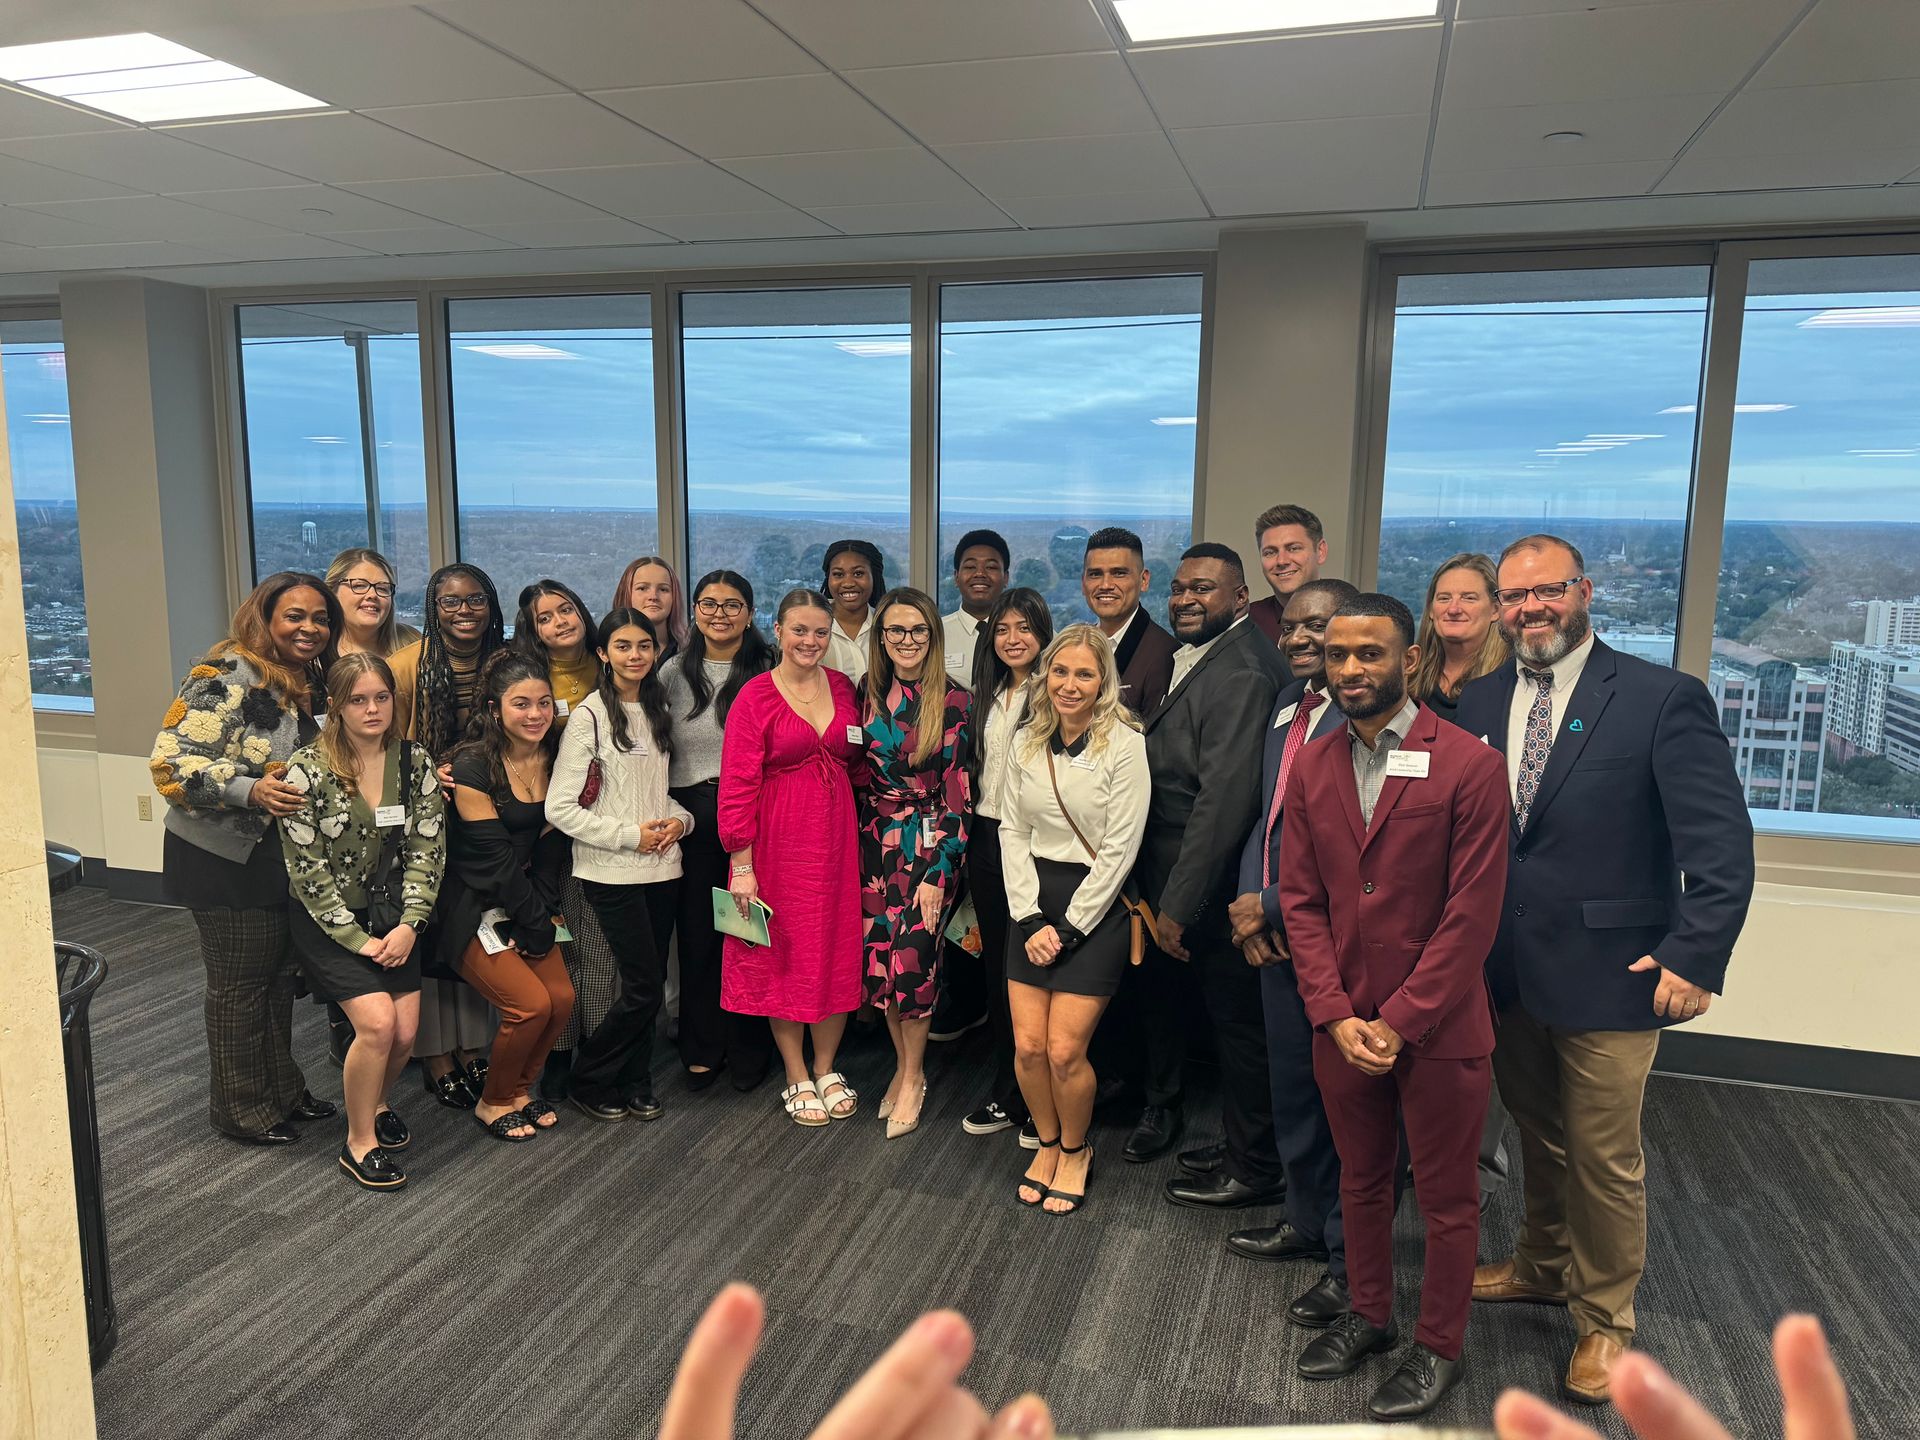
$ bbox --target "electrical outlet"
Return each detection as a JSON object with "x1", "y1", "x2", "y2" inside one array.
[{"x1": 136, "y1": 795, "x2": 153, "y2": 822}]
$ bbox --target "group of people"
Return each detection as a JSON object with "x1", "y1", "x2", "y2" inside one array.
[{"x1": 150, "y1": 503, "x2": 1756, "y2": 1421}]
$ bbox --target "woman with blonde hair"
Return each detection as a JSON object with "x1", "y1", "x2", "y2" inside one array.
[
  {"x1": 1410, "y1": 552, "x2": 1509, "y2": 722},
  {"x1": 612, "y1": 555, "x2": 689, "y2": 661},
  {"x1": 1000, "y1": 625, "x2": 1150, "y2": 1214},
  {"x1": 326, "y1": 547, "x2": 418, "y2": 660},
  {"x1": 857, "y1": 587, "x2": 973, "y2": 1139}
]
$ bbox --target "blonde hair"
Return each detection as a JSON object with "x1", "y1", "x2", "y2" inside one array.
[
  {"x1": 317, "y1": 652, "x2": 398, "y2": 783},
  {"x1": 1019, "y1": 624, "x2": 1140, "y2": 761},
  {"x1": 325, "y1": 547, "x2": 414, "y2": 657},
  {"x1": 866, "y1": 587, "x2": 949, "y2": 767},
  {"x1": 1411, "y1": 553, "x2": 1510, "y2": 702}
]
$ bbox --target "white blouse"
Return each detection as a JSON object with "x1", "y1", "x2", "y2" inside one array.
[
  {"x1": 1000, "y1": 722, "x2": 1150, "y2": 938},
  {"x1": 825, "y1": 611, "x2": 875, "y2": 683},
  {"x1": 975, "y1": 678, "x2": 1035, "y2": 822}
]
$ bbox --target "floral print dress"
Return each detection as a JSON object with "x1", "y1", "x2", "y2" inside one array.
[{"x1": 858, "y1": 677, "x2": 972, "y2": 1017}]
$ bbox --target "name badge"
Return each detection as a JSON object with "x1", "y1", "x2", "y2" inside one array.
[
  {"x1": 1385, "y1": 750, "x2": 1430, "y2": 779},
  {"x1": 374, "y1": 804, "x2": 406, "y2": 827},
  {"x1": 845, "y1": 724, "x2": 864, "y2": 745},
  {"x1": 1272, "y1": 702, "x2": 1298, "y2": 731},
  {"x1": 921, "y1": 814, "x2": 941, "y2": 848},
  {"x1": 1070, "y1": 751, "x2": 1096, "y2": 771},
  {"x1": 555, "y1": 697, "x2": 570, "y2": 717}
]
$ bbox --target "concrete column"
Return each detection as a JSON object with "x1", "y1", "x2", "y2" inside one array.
[
  {"x1": 1198, "y1": 224, "x2": 1371, "y2": 580},
  {"x1": 1, "y1": 329, "x2": 99, "y2": 1437}
]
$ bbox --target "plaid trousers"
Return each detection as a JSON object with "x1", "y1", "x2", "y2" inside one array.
[
  {"x1": 192, "y1": 906, "x2": 306, "y2": 1136},
  {"x1": 554, "y1": 874, "x2": 619, "y2": 1052}
]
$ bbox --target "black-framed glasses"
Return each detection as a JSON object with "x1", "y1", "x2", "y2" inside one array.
[
  {"x1": 1495, "y1": 576, "x2": 1584, "y2": 608},
  {"x1": 339, "y1": 578, "x2": 395, "y2": 599},
  {"x1": 695, "y1": 598, "x2": 746, "y2": 617},
  {"x1": 436, "y1": 593, "x2": 491, "y2": 613},
  {"x1": 883, "y1": 624, "x2": 931, "y2": 644}
]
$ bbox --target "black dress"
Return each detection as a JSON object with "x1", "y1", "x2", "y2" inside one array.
[{"x1": 435, "y1": 751, "x2": 568, "y2": 974}]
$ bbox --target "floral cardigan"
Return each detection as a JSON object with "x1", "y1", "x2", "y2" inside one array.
[{"x1": 279, "y1": 740, "x2": 446, "y2": 955}]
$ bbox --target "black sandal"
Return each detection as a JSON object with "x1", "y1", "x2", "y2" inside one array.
[
  {"x1": 1017, "y1": 1136, "x2": 1060, "y2": 1207},
  {"x1": 474, "y1": 1109, "x2": 535, "y2": 1143},
  {"x1": 521, "y1": 1098, "x2": 558, "y2": 1129},
  {"x1": 1046, "y1": 1140, "x2": 1094, "y2": 1216}
]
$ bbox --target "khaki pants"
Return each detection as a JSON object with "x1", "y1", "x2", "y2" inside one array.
[{"x1": 1494, "y1": 1009, "x2": 1661, "y2": 1346}]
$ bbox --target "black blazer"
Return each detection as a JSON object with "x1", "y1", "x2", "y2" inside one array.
[
  {"x1": 1136, "y1": 617, "x2": 1286, "y2": 937},
  {"x1": 1453, "y1": 638, "x2": 1754, "y2": 1031},
  {"x1": 1237, "y1": 677, "x2": 1346, "y2": 931},
  {"x1": 1113, "y1": 607, "x2": 1179, "y2": 720}
]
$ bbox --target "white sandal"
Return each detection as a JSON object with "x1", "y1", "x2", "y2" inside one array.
[
  {"x1": 815, "y1": 1071, "x2": 858, "y2": 1120},
  {"x1": 781, "y1": 1080, "x2": 829, "y2": 1127}
]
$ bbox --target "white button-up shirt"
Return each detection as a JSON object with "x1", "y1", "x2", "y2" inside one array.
[
  {"x1": 943, "y1": 608, "x2": 983, "y2": 684},
  {"x1": 1169, "y1": 613, "x2": 1246, "y2": 692},
  {"x1": 1503, "y1": 632, "x2": 1595, "y2": 803},
  {"x1": 825, "y1": 611, "x2": 875, "y2": 683}
]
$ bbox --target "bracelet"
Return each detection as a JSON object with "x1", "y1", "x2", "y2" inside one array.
[{"x1": 730, "y1": 864, "x2": 754, "y2": 875}]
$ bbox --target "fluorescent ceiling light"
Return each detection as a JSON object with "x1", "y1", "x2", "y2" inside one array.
[
  {"x1": 1152, "y1": 416, "x2": 1198, "y2": 426},
  {"x1": 1586, "y1": 433, "x2": 1663, "y2": 441},
  {"x1": 1799, "y1": 306, "x2": 1920, "y2": 328},
  {"x1": 1847, "y1": 449, "x2": 1916, "y2": 456},
  {"x1": 1660, "y1": 403, "x2": 1794, "y2": 414},
  {"x1": 833, "y1": 340, "x2": 913, "y2": 358},
  {"x1": 303, "y1": 435, "x2": 345, "y2": 444},
  {"x1": 1112, "y1": 0, "x2": 1438, "y2": 43},
  {"x1": 461, "y1": 343, "x2": 582, "y2": 361},
  {"x1": 0, "y1": 32, "x2": 327, "y2": 124}
]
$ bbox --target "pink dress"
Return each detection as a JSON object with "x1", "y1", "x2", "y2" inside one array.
[{"x1": 717, "y1": 669, "x2": 864, "y2": 1023}]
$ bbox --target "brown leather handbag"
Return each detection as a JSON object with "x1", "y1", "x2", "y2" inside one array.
[{"x1": 1044, "y1": 746, "x2": 1157, "y2": 966}]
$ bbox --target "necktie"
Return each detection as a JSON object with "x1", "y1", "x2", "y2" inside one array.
[
  {"x1": 1262, "y1": 690, "x2": 1323, "y2": 881},
  {"x1": 1514, "y1": 668, "x2": 1555, "y2": 830}
]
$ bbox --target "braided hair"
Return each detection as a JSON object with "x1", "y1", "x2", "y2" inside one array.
[{"x1": 417, "y1": 562, "x2": 505, "y2": 761}]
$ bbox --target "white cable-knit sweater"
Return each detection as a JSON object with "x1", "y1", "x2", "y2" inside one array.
[{"x1": 546, "y1": 690, "x2": 693, "y2": 885}]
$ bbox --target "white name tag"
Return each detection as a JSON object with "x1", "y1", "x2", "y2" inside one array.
[
  {"x1": 374, "y1": 804, "x2": 406, "y2": 828},
  {"x1": 555, "y1": 697, "x2": 570, "y2": 717},
  {"x1": 1272, "y1": 702, "x2": 1298, "y2": 731},
  {"x1": 1070, "y1": 751, "x2": 1096, "y2": 771},
  {"x1": 1386, "y1": 750, "x2": 1431, "y2": 779},
  {"x1": 921, "y1": 814, "x2": 941, "y2": 847},
  {"x1": 845, "y1": 724, "x2": 864, "y2": 745}
]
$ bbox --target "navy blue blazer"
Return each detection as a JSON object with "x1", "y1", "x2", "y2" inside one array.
[
  {"x1": 1237, "y1": 678, "x2": 1347, "y2": 932},
  {"x1": 1452, "y1": 638, "x2": 1754, "y2": 1032}
]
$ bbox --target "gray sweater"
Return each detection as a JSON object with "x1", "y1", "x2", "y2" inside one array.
[{"x1": 659, "y1": 654, "x2": 737, "y2": 787}]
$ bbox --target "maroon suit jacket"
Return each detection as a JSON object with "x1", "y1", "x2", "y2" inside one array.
[
  {"x1": 1278, "y1": 703, "x2": 1510, "y2": 1059},
  {"x1": 1248, "y1": 595, "x2": 1285, "y2": 647}
]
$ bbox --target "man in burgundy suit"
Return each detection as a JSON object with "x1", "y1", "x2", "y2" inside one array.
[{"x1": 1279, "y1": 593, "x2": 1510, "y2": 1421}]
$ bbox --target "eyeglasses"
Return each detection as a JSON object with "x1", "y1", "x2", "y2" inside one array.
[
  {"x1": 339, "y1": 578, "x2": 395, "y2": 599},
  {"x1": 883, "y1": 625, "x2": 931, "y2": 644},
  {"x1": 1495, "y1": 576, "x2": 1584, "y2": 608},
  {"x1": 436, "y1": 594, "x2": 491, "y2": 613},
  {"x1": 695, "y1": 598, "x2": 746, "y2": 617}
]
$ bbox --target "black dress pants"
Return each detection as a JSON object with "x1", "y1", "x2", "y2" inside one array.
[
  {"x1": 1195, "y1": 934, "x2": 1284, "y2": 1190},
  {"x1": 967, "y1": 818, "x2": 1024, "y2": 1117},
  {"x1": 571, "y1": 878, "x2": 677, "y2": 1105},
  {"x1": 669, "y1": 782, "x2": 771, "y2": 1071}
]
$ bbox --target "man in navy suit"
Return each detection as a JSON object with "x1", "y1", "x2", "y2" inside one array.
[{"x1": 1453, "y1": 535, "x2": 1754, "y2": 1407}]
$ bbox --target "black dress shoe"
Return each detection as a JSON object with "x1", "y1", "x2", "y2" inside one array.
[
  {"x1": 571, "y1": 1093, "x2": 629, "y2": 1123},
  {"x1": 373, "y1": 1107, "x2": 410, "y2": 1151},
  {"x1": 423, "y1": 1065, "x2": 476, "y2": 1110},
  {"x1": 338, "y1": 1143, "x2": 407, "y2": 1191},
  {"x1": 1164, "y1": 1173, "x2": 1286, "y2": 1209},
  {"x1": 232, "y1": 1122, "x2": 300, "y2": 1146},
  {"x1": 626, "y1": 1092, "x2": 664, "y2": 1122},
  {"x1": 1368, "y1": 1344, "x2": 1461, "y2": 1420},
  {"x1": 461, "y1": 1055, "x2": 490, "y2": 1095},
  {"x1": 1123, "y1": 1104, "x2": 1184, "y2": 1163},
  {"x1": 685, "y1": 1064, "x2": 724, "y2": 1093},
  {"x1": 1287, "y1": 1272, "x2": 1352, "y2": 1329},
  {"x1": 1177, "y1": 1142, "x2": 1226, "y2": 1176},
  {"x1": 288, "y1": 1090, "x2": 338, "y2": 1121},
  {"x1": 1228, "y1": 1222, "x2": 1329, "y2": 1264},
  {"x1": 1298, "y1": 1311, "x2": 1398, "y2": 1379}
]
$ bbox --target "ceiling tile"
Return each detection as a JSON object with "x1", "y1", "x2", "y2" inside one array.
[
  {"x1": 1171, "y1": 114, "x2": 1428, "y2": 214},
  {"x1": 935, "y1": 132, "x2": 1192, "y2": 198},
  {"x1": 1456, "y1": 0, "x2": 1717, "y2": 14},
  {"x1": 643, "y1": 208, "x2": 837, "y2": 241},
  {"x1": 1131, "y1": 26, "x2": 1441, "y2": 129},
  {"x1": 1447, "y1": 3, "x2": 1801, "y2": 109},
  {"x1": 16, "y1": 194, "x2": 303, "y2": 246},
  {"x1": 0, "y1": 205, "x2": 122, "y2": 247},
  {"x1": 846, "y1": 53, "x2": 1159, "y2": 145},
  {"x1": 722, "y1": 148, "x2": 980, "y2": 208},
  {"x1": 340, "y1": 174, "x2": 611, "y2": 225},
  {"x1": 160, "y1": 113, "x2": 491, "y2": 183},
  {"x1": 322, "y1": 225, "x2": 520, "y2": 255},
  {"x1": 178, "y1": 184, "x2": 437, "y2": 232},
  {"x1": 365, "y1": 96, "x2": 687, "y2": 171},
  {"x1": 521, "y1": 162, "x2": 778, "y2": 217},
  {"x1": 593, "y1": 75, "x2": 911, "y2": 158},
  {"x1": 0, "y1": 152, "x2": 139, "y2": 204},
  {"x1": 1431, "y1": 93, "x2": 1721, "y2": 170},
  {"x1": 1657, "y1": 147, "x2": 1920, "y2": 194},
  {"x1": 163, "y1": 8, "x2": 566, "y2": 109},
  {"x1": 995, "y1": 187, "x2": 1210, "y2": 227},
  {"x1": 190, "y1": 233, "x2": 384, "y2": 262},
  {"x1": 749, "y1": 0, "x2": 1113, "y2": 69},
  {"x1": 1753, "y1": 0, "x2": 1920, "y2": 89},
  {"x1": 0, "y1": 130, "x2": 303, "y2": 193},
  {"x1": 803, "y1": 198, "x2": 1014, "y2": 234},
  {"x1": 0, "y1": 89, "x2": 128, "y2": 143},
  {"x1": 1425, "y1": 160, "x2": 1667, "y2": 205},
  {"x1": 423, "y1": 0, "x2": 822, "y2": 89},
  {"x1": 468, "y1": 217, "x2": 675, "y2": 247},
  {"x1": 16, "y1": 241, "x2": 230, "y2": 270},
  {"x1": 0, "y1": 239, "x2": 56, "y2": 273},
  {"x1": 1685, "y1": 79, "x2": 1920, "y2": 158}
]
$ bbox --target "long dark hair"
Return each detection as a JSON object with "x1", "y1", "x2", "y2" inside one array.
[
  {"x1": 451, "y1": 649, "x2": 557, "y2": 806},
  {"x1": 594, "y1": 608, "x2": 674, "y2": 756},
  {"x1": 680, "y1": 569, "x2": 771, "y2": 726},
  {"x1": 968, "y1": 587, "x2": 1053, "y2": 778},
  {"x1": 417, "y1": 562, "x2": 506, "y2": 761},
  {"x1": 209, "y1": 570, "x2": 342, "y2": 707},
  {"x1": 821, "y1": 539, "x2": 886, "y2": 616},
  {"x1": 513, "y1": 578, "x2": 596, "y2": 662}
]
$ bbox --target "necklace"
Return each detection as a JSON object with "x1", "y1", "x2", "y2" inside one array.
[
  {"x1": 774, "y1": 669, "x2": 826, "y2": 707},
  {"x1": 503, "y1": 749, "x2": 542, "y2": 798}
]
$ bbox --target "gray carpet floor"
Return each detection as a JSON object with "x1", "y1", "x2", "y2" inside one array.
[{"x1": 58, "y1": 887, "x2": 1919, "y2": 1439}]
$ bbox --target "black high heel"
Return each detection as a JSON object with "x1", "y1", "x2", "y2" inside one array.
[
  {"x1": 1017, "y1": 1136, "x2": 1060, "y2": 1208},
  {"x1": 1046, "y1": 1141, "x2": 1094, "y2": 1216},
  {"x1": 422, "y1": 1062, "x2": 475, "y2": 1111}
]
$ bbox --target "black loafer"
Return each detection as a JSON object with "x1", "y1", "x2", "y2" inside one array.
[
  {"x1": 339, "y1": 1144, "x2": 406, "y2": 1190},
  {"x1": 1288, "y1": 1272, "x2": 1351, "y2": 1329},
  {"x1": 1228, "y1": 1221, "x2": 1328, "y2": 1264},
  {"x1": 232, "y1": 1122, "x2": 299, "y2": 1146},
  {"x1": 461, "y1": 1055, "x2": 490, "y2": 1095},
  {"x1": 373, "y1": 1107, "x2": 410, "y2": 1151},
  {"x1": 626, "y1": 1093, "x2": 664, "y2": 1122},
  {"x1": 288, "y1": 1090, "x2": 338, "y2": 1121},
  {"x1": 1164, "y1": 1173, "x2": 1286, "y2": 1209},
  {"x1": 1123, "y1": 1104, "x2": 1184, "y2": 1163},
  {"x1": 423, "y1": 1065, "x2": 476, "y2": 1111},
  {"x1": 1177, "y1": 1142, "x2": 1226, "y2": 1176},
  {"x1": 571, "y1": 1093, "x2": 629, "y2": 1123},
  {"x1": 1368, "y1": 1344, "x2": 1460, "y2": 1420},
  {"x1": 685, "y1": 1064, "x2": 724, "y2": 1093},
  {"x1": 1299, "y1": 1311, "x2": 1398, "y2": 1379}
]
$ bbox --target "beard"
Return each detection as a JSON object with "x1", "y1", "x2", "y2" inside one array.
[
  {"x1": 1336, "y1": 665, "x2": 1408, "y2": 721},
  {"x1": 1174, "y1": 605, "x2": 1236, "y2": 646},
  {"x1": 1504, "y1": 604, "x2": 1592, "y2": 668}
]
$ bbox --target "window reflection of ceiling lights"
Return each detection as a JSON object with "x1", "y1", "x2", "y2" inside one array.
[
  {"x1": 461, "y1": 343, "x2": 582, "y2": 360},
  {"x1": 1151, "y1": 416, "x2": 1198, "y2": 426},
  {"x1": 1799, "y1": 306, "x2": 1920, "y2": 328},
  {"x1": 832, "y1": 340, "x2": 913, "y2": 357},
  {"x1": 1660, "y1": 403, "x2": 1794, "y2": 414},
  {"x1": 0, "y1": 33, "x2": 328, "y2": 123},
  {"x1": 1112, "y1": 0, "x2": 1439, "y2": 43}
]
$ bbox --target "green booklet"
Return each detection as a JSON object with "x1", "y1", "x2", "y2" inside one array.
[{"x1": 711, "y1": 888, "x2": 774, "y2": 947}]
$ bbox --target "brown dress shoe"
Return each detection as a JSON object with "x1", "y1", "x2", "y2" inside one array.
[
  {"x1": 1564, "y1": 1333, "x2": 1627, "y2": 1405},
  {"x1": 1471, "y1": 1258, "x2": 1568, "y2": 1305}
]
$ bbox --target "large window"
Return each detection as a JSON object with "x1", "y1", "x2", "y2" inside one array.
[
  {"x1": 4, "y1": 318, "x2": 89, "y2": 709},
  {"x1": 936, "y1": 276, "x2": 1201, "y2": 629},
  {"x1": 1380, "y1": 267, "x2": 1712, "y2": 666},
  {"x1": 449, "y1": 294, "x2": 657, "y2": 617},
  {"x1": 235, "y1": 301, "x2": 430, "y2": 619},
  {"x1": 681, "y1": 288, "x2": 911, "y2": 628},
  {"x1": 1713, "y1": 255, "x2": 1920, "y2": 842}
]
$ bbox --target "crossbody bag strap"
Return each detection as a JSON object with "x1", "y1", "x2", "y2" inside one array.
[{"x1": 1043, "y1": 747, "x2": 1098, "y2": 863}]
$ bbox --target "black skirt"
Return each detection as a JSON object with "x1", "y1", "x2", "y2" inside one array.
[
  {"x1": 289, "y1": 902, "x2": 422, "y2": 1002},
  {"x1": 163, "y1": 826, "x2": 289, "y2": 911},
  {"x1": 1005, "y1": 857, "x2": 1131, "y2": 998}
]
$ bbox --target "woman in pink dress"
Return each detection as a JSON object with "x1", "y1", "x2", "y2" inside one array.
[{"x1": 718, "y1": 589, "x2": 866, "y2": 1128}]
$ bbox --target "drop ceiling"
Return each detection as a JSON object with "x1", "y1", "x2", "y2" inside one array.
[{"x1": 0, "y1": 0, "x2": 1916, "y2": 296}]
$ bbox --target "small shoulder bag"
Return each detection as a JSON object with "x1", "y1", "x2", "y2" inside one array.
[
  {"x1": 577, "y1": 705, "x2": 604, "y2": 808},
  {"x1": 1043, "y1": 745, "x2": 1156, "y2": 967},
  {"x1": 360, "y1": 740, "x2": 414, "y2": 937}
]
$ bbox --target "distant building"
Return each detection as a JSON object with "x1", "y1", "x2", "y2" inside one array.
[
  {"x1": 1709, "y1": 639, "x2": 1825, "y2": 813},
  {"x1": 1864, "y1": 597, "x2": 1920, "y2": 648},
  {"x1": 1597, "y1": 624, "x2": 1676, "y2": 667},
  {"x1": 1826, "y1": 642, "x2": 1920, "y2": 756},
  {"x1": 1885, "y1": 679, "x2": 1920, "y2": 777},
  {"x1": 301, "y1": 520, "x2": 317, "y2": 550}
]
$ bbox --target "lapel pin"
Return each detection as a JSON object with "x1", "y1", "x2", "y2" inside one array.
[{"x1": 1568, "y1": 718, "x2": 1584, "y2": 732}]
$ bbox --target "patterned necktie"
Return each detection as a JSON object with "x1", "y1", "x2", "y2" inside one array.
[
  {"x1": 1514, "y1": 667, "x2": 1556, "y2": 830},
  {"x1": 1263, "y1": 690, "x2": 1323, "y2": 880}
]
